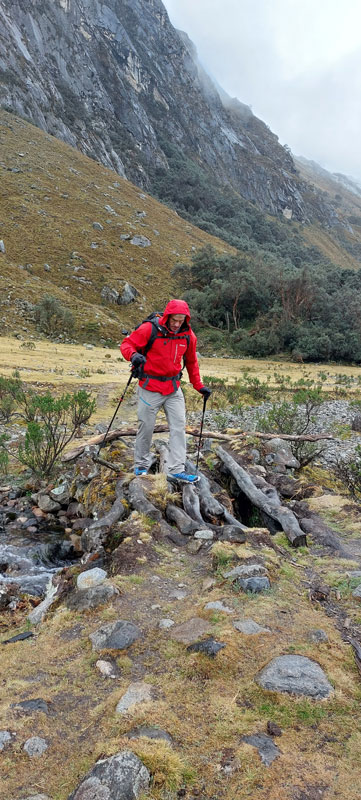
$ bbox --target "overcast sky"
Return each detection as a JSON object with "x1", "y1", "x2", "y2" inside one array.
[{"x1": 163, "y1": 0, "x2": 361, "y2": 181}]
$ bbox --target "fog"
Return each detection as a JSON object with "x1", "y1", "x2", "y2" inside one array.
[{"x1": 163, "y1": 0, "x2": 361, "y2": 181}]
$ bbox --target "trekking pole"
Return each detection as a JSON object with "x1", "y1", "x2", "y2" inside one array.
[
  {"x1": 195, "y1": 394, "x2": 208, "y2": 474},
  {"x1": 99, "y1": 371, "x2": 134, "y2": 451}
]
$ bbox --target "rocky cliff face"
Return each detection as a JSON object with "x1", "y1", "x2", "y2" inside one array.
[{"x1": 0, "y1": 0, "x2": 337, "y2": 224}]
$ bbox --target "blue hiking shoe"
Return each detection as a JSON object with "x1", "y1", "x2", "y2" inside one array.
[
  {"x1": 167, "y1": 472, "x2": 200, "y2": 484},
  {"x1": 134, "y1": 467, "x2": 148, "y2": 476}
]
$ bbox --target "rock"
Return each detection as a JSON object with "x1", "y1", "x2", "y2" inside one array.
[
  {"x1": 130, "y1": 235, "x2": 151, "y2": 247},
  {"x1": 186, "y1": 540, "x2": 203, "y2": 554},
  {"x1": 118, "y1": 282, "x2": 139, "y2": 304},
  {"x1": 23, "y1": 736, "x2": 48, "y2": 757},
  {"x1": 158, "y1": 618, "x2": 175, "y2": 629},
  {"x1": 223, "y1": 563, "x2": 267, "y2": 580},
  {"x1": 238, "y1": 576, "x2": 271, "y2": 593},
  {"x1": 234, "y1": 618, "x2": 271, "y2": 635},
  {"x1": 126, "y1": 726, "x2": 172, "y2": 743},
  {"x1": 101, "y1": 286, "x2": 121, "y2": 304},
  {"x1": 96, "y1": 659, "x2": 118, "y2": 678},
  {"x1": 20, "y1": 795, "x2": 51, "y2": 800},
  {"x1": 351, "y1": 414, "x2": 361, "y2": 432},
  {"x1": 308, "y1": 629, "x2": 329, "y2": 643},
  {"x1": 36, "y1": 494, "x2": 61, "y2": 513},
  {"x1": 89, "y1": 620, "x2": 142, "y2": 651},
  {"x1": 218, "y1": 525, "x2": 246, "y2": 544},
  {"x1": 0, "y1": 240, "x2": 5, "y2": 253},
  {"x1": 11, "y1": 698, "x2": 49, "y2": 714},
  {"x1": 352, "y1": 584, "x2": 361, "y2": 600},
  {"x1": 0, "y1": 730, "x2": 15, "y2": 750},
  {"x1": 93, "y1": 222, "x2": 104, "y2": 230},
  {"x1": 76, "y1": 567, "x2": 107, "y2": 590},
  {"x1": 67, "y1": 750, "x2": 150, "y2": 799},
  {"x1": 116, "y1": 682, "x2": 154, "y2": 714},
  {"x1": 194, "y1": 529, "x2": 214, "y2": 541},
  {"x1": 267, "y1": 721, "x2": 282, "y2": 737},
  {"x1": 242, "y1": 733, "x2": 280, "y2": 766},
  {"x1": 256, "y1": 655, "x2": 334, "y2": 699},
  {"x1": 27, "y1": 580, "x2": 58, "y2": 625},
  {"x1": 66, "y1": 584, "x2": 119, "y2": 611},
  {"x1": 205, "y1": 601, "x2": 234, "y2": 614},
  {"x1": 171, "y1": 617, "x2": 211, "y2": 644},
  {"x1": 187, "y1": 637, "x2": 226, "y2": 658},
  {"x1": 49, "y1": 482, "x2": 70, "y2": 505}
]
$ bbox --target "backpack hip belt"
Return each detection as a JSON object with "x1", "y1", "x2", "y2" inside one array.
[{"x1": 142, "y1": 371, "x2": 183, "y2": 391}]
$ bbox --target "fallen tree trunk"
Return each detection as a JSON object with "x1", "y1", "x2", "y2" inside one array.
[
  {"x1": 165, "y1": 503, "x2": 205, "y2": 535},
  {"x1": 63, "y1": 427, "x2": 335, "y2": 461},
  {"x1": 128, "y1": 478, "x2": 162, "y2": 522},
  {"x1": 217, "y1": 446, "x2": 306, "y2": 548}
]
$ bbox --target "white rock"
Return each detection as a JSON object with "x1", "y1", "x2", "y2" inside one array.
[
  {"x1": 158, "y1": 618, "x2": 175, "y2": 629},
  {"x1": 116, "y1": 682, "x2": 154, "y2": 714},
  {"x1": 77, "y1": 568, "x2": 107, "y2": 590},
  {"x1": 194, "y1": 530, "x2": 214, "y2": 541}
]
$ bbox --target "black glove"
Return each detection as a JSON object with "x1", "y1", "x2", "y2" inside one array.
[
  {"x1": 131, "y1": 353, "x2": 146, "y2": 368},
  {"x1": 199, "y1": 386, "x2": 212, "y2": 400}
]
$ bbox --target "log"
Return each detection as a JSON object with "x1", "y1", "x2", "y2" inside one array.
[
  {"x1": 217, "y1": 446, "x2": 306, "y2": 548},
  {"x1": 127, "y1": 478, "x2": 162, "y2": 522},
  {"x1": 63, "y1": 426, "x2": 335, "y2": 462},
  {"x1": 165, "y1": 503, "x2": 203, "y2": 535},
  {"x1": 81, "y1": 479, "x2": 127, "y2": 553},
  {"x1": 182, "y1": 484, "x2": 205, "y2": 525}
]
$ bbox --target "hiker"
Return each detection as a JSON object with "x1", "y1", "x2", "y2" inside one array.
[{"x1": 120, "y1": 299, "x2": 211, "y2": 483}]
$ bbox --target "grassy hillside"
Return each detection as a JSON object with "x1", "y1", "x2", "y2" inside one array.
[{"x1": 0, "y1": 110, "x2": 231, "y2": 344}]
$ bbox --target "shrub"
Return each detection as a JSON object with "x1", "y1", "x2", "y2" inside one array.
[
  {"x1": 255, "y1": 389, "x2": 325, "y2": 467},
  {"x1": 34, "y1": 294, "x2": 74, "y2": 336},
  {"x1": 0, "y1": 386, "x2": 96, "y2": 477},
  {"x1": 333, "y1": 446, "x2": 361, "y2": 500}
]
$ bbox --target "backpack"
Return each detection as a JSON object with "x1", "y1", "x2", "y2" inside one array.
[{"x1": 134, "y1": 312, "x2": 190, "y2": 358}]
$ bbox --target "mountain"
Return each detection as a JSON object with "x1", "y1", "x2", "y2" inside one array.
[{"x1": 0, "y1": 0, "x2": 339, "y2": 225}]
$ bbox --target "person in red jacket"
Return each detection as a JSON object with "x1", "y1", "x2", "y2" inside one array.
[{"x1": 120, "y1": 299, "x2": 211, "y2": 482}]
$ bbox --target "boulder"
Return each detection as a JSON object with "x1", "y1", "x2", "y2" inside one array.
[
  {"x1": 67, "y1": 750, "x2": 150, "y2": 800},
  {"x1": 256, "y1": 655, "x2": 333, "y2": 699},
  {"x1": 89, "y1": 620, "x2": 142, "y2": 651}
]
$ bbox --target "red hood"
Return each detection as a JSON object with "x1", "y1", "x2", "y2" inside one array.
[{"x1": 160, "y1": 299, "x2": 191, "y2": 328}]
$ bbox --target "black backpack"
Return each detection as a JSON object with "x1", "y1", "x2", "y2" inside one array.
[{"x1": 134, "y1": 312, "x2": 190, "y2": 357}]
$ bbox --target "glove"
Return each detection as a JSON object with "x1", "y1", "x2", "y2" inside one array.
[
  {"x1": 131, "y1": 353, "x2": 146, "y2": 369},
  {"x1": 199, "y1": 386, "x2": 212, "y2": 399}
]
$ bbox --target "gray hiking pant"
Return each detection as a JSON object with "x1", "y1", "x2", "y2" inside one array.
[{"x1": 135, "y1": 386, "x2": 186, "y2": 473}]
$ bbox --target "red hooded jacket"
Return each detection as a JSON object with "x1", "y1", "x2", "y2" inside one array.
[{"x1": 120, "y1": 299, "x2": 204, "y2": 395}]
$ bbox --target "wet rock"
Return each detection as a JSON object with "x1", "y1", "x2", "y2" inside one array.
[
  {"x1": 187, "y1": 637, "x2": 226, "y2": 658},
  {"x1": 242, "y1": 733, "x2": 280, "y2": 766},
  {"x1": 67, "y1": 750, "x2": 150, "y2": 799},
  {"x1": 256, "y1": 655, "x2": 334, "y2": 698},
  {"x1": 23, "y1": 736, "x2": 48, "y2": 757},
  {"x1": 116, "y1": 682, "x2": 155, "y2": 714},
  {"x1": 126, "y1": 726, "x2": 172, "y2": 743},
  {"x1": 76, "y1": 567, "x2": 107, "y2": 589},
  {"x1": 66, "y1": 583, "x2": 119, "y2": 610},
  {"x1": 234, "y1": 618, "x2": 271, "y2": 634},
  {"x1": 171, "y1": 617, "x2": 211, "y2": 644},
  {"x1": 89, "y1": 620, "x2": 142, "y2": 651}
]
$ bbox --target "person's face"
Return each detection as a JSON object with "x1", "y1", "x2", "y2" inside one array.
[{"x1": 168, "y1": 314, "x2": 186, "y2": 332}]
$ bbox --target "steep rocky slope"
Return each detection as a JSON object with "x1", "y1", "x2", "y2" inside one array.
[{"x1": 0, "y1": 0, "x2": 339, "y2": 224}]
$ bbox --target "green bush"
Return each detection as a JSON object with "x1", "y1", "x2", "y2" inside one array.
[
  {"x1": 255, "y1": 389, "x2": 324, "y2": 467},
  {"x1": 333, "y1": 445, "x2": 361, "y2": 500},
  {"x1": 0, "y1": 384, "x2": 96, "y2": 477},
  {"x1": 34, "y1": 294, "x2": 74, "y2": 337}
]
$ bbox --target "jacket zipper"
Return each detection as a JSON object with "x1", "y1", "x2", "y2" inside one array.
[{"x1": 174, "y1": 343, "x2": 178, "y2": 364}]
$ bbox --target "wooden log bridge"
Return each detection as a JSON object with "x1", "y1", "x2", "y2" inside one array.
[{"x1": 217, "y1": 446, "x2": 307, "y2": 548}]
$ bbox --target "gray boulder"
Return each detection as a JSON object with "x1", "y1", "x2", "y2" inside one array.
[
  {"x1": 66, "y1": 584, "x2": 119, "y2": 611},
  {"x1": 23, "y1": 736, "x2": 48, "y2": 757},
  {"x1": 89, "y1": 620, "x2": 142, "y2": 651},
  {"x1": 242, "y1": 733, "x2": 280, "y2": 766},
  {"x1": 67, "y1": 750, "x2": 150, "y2": 800},
  {"x1": 256, "y1": 655, "x2": 333, "y2": 699},
  {"x1": 351, "y1": 414, "x2": 361, "y2": 432},
  {"x1": 130, "y1": 235, "x2": 151, "y2": 247},
  {"x1": 118, "y1": 282, "x2": 139, "y2": 304}
]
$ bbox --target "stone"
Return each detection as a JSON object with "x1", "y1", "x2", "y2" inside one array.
[
  {"x1": 308, "y1": 629, "x2": 329, "y2": 643},
  {"x1": 187, "y1": 637, "x2": 226, "y2": 658},
  {"x1": 0, "y1": 240, "x2": 5, "y2": 253},
  {"x1": 118, "y1": 282, "x2": 139, "y2": 304},
  {"x1": 351, "y1": 414, "x2": 361, "y2": 432},
  {"x1": 101, "y1": 285, "x2": 121, "y2": 304},
  {"x1": 36, "y1": 494, "x2": 61, "y2": 513},
  {"x1": 223, "y1": 563, "x2": 267, "y2": 580},
  {"x1": 171, "y1": 617, "x2": 211, "y2": 644},
  {"x1": 67, "y1": 750, "x2": 150, "y2": 799},
  {"x1": 352, "y1": 584, "x2": 361, "y2": 600},
  {"x1": 66, "y1": 584, "x2": 119, "y2": 611},
  {"x1": 93, "y1": 222, "x2": 104, "y2": 230},
  {"x1": 23, "y1": 736, "x2": 48, "y2": 757},
  {"x1": 205, "y1": 601, "x2": 234, "y2": 614},
  {"x1": 96, "y1": 659, "x2": 118, "y2": 678},
  {"x1": 194, "y1": 529, "x2": 214, "y2": 541},
  {"x1": 49, "y1": 482, "x2": 70, "y2": 505},
  {"x1": 158, "y1": 618, "x2": 175, "y2": 629},
  {"x1": 238, "y1": 576, "x2": 271, "y2": 593},
  {"x1": 89, "y1": 620, "x2": 142, "y2": 651},
  {"x1": 126, "y1": 726, "x2": 172, "y2": 743},
  {"x1": 186, "y1": 540, "x2": 203, "y2": 554},
  {"x1": 242, "y1": 733, "x2": 280, "y2": 766},
  {"x1": 20, "y1": 795, "x2": 51, "y2": 800},
  {"x1": 218, "y1": 525, "x2": 246, "y2": 544},
  {"x1": 256, "y1": 655, "x2": 334, "y2": 699},
  {"x1": 116, "y1": 682, "x2": 154, "y2": 714},
  {"x1": 76, "y1": 567, "x2": 107, "y2": 590},
  {"x1": 267, "y1": 721, "x2": 282, "y2": 737},
  {"x1": 234, "y1": 618, "x2": 271, "y2": 635},
  {"x1": 0, "y1": 730, "x2": 15, "y2": 750},
  {"x1": 130, "y1": 235, "x2": 151, "y2": 247}
]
